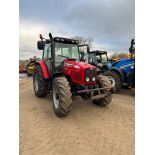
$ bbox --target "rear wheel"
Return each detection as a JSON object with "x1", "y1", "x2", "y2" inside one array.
[
  {"x1": 93, "y1": 75, "x2": 112, "y2": 107},
  {"x1": 104, "y1": 71, "x2": 122, "y2": 92},
  {"x1": 33, "y1": 65, "x2": 47, "y2": 97},
  {"x1": 52, "y1": 77, "x2": 72, "y2": 117}
]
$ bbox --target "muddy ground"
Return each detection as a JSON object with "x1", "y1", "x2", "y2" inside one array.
[{"x1": 19, "y1": 77, "x2": 135, "y2": 155}]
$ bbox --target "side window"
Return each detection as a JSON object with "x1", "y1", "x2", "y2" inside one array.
[
  {"x1": 47, "y1": 46, "x2": 51, "y2": 58},
  {"x1": 43, "y1": 44, "x2": 51, "y2": 59},
  {"x1": 62, "y1": 48, "x2": 69, "y2": 57},
  {"x1": 89, "y1": 57, "x2": 93, "y2": 63},
  {"x1": 43, "y1": 44, "x2": 48, "y2": 59},
  {"x1": 89, "y1": 55, "x2": 93, "y2": 63},
  {"x1": 55, "y1": 47, "x2": 61, "y2": 55}
]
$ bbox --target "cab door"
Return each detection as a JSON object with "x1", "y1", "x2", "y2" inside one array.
[{"x1": 43, "y1": 43, "x2": 52, "y2": 74}]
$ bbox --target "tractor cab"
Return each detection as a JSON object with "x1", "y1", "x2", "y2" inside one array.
[
  {"x1": 103, "y1": 39, "x2": 135, "y2": 91},
  {"x1": 89, "y1": 50, "x2": 108, "y2": 64},
  {"x1": 88, "y1": 50, "x2": 111, "y2": 73},
  {"x1": 79, "y1": 46, "x2": 110, "y2": 73},
  {"x1": 37, "y1": 34, "x2": 80, "y2": 75}
]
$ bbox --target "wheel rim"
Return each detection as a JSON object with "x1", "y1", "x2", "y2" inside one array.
[
  {"x1": 34, "y1": 77, "x2": 39, "y2": 92},
  {"x1": 107, "y1": 76, "x2": 116, "y2": 88},
  {"x1": 53, "y1": 85, "x2": 59, "y2": 109}
]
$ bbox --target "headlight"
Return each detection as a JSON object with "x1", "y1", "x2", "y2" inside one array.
[
  {"x1": 86, "y1": 77, "x2": 90, "y2": 82},
  {"x1": 92, "y1": 77, "x2": 95, "y2": 81}
]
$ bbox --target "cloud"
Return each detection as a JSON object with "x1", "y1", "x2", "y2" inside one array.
[
  {"x1": 19, "y1": 0, "x2": 134, "y2": 59},
  {"x1": 65, "y1": 0, "x2": 135, "y2": 44},
  {"x1": 19, "y1": 20, "x2": 70, "y2": 59}
]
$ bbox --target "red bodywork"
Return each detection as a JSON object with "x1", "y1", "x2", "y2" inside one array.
[
  {"x1": 37, "y1": 61, "x2": 50, "y2": 79},
  {"x1": 37, "y1": 59, "x2": 97, "y2": 84},
  {"x1": 19, "y1": 66, "x2": 26, "y2": 73},
  {"x1": 63, "y1": 60, "x2": 96, "y2": 85}
]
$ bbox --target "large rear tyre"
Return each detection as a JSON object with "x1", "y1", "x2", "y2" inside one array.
[
  {"x1": 93, "y1": 75, "x2": 112, "y2": 107},
  {"x1": 52, "y1": 77, "x2": 72, "y2": 117},
  {"x1": 103, "y1": 71, "x2": 122, "y2": 92},
  {"x1": 33, "y1": 65, "x2": 47, "y2": 97}
]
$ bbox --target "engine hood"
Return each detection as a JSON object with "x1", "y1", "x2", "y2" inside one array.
[
  {"x1": 112, "y1": 58, "x2": 135, "y2": 68},
  {"x1": 63, "y1": 60, "x2": 96, "y2": 70},
  {"x1": 63, "y1": 60, "x2": 97, "y2": 85}
]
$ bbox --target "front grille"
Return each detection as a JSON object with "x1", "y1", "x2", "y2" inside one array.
[{"x1": 84, "y1": 68, "x2": 97, "y2": 82}]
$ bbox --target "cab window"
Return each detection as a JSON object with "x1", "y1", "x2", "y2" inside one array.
[
  {"x1": 43, "y1": 44, "x2": 51, "y2": 59},
  {"x1": 47, "y1": 46, "x2": 51, "y2": 58}
]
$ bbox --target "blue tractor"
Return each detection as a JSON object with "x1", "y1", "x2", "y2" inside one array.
[
  {"x1": 79, "y1": 39, "x2": 135, "y2": 92},
  {"x1": 103, "y1": 39, "x2": 135, "y2": 92}
]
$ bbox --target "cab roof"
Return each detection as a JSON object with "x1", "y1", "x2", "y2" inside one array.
[
  {"x1": 45, "y1": 37, "x2": 79, "y2": 44},
  {"x1": 90, "y1": 50, "x2": 107, "y2": 55}
]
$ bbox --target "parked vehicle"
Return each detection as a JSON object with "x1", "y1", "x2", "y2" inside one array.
[
  {"x1": 33, "y1": 33, "x2": 114, "y2": 117},
  {"x1": 19, "y1": 66, "x2": 26, "y2": 73},
  {"x1": 103, "y1": 39, "x2": 135, "y2": 91},
  {"x1": 26, "y1": 57, "x2": 39, "y2": 76},
  {"x1": 79, "y1": 39, "x2": 135, "y2": 92},
  {"x1": 79, "y1": 46, "x2": 116, "y2": 88}
]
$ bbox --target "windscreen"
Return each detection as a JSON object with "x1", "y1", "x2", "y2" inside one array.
[
  {"x1": 96, "y1": 54, "x2": 108, "y2": 63},
  {"x1": 88, "y1": 53, "x2": 107, "y2": 63},
  {"x1": 55, "y1": 42, "x2": 79, "y2": 63}
]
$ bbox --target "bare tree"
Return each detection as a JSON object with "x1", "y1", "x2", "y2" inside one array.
[
  {"x1": 109, "y1": 52, "x2": 129, "y2": 60},
  {"x1": 71, "y1": 36, "x2": 94, "y2": 48},
  {"x1": 19, "y1": 60, "x2": 29, "y2": 68},
  {"x1": 110, "y1": 53, "x2": 118, "y2": 59},
  {"x1": 117, "y1": 53, "x2": 129, "y2": 59}
]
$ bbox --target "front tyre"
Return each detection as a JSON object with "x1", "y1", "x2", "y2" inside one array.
[
  {"x1": 93, "y1": 75, "x2": 112, "y2": 107},
  {"x1": 52, "y1": 77, "x2": 72, "y2": 117},
  {"x1": 104, "y1": 71, "x2": 122, "y2": 92}
]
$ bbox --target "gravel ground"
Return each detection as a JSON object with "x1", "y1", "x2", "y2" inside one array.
[{"x1": 20, "y1": 78, "x2": 135, "y2": 155}]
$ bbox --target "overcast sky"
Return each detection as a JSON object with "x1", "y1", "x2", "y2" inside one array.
[{"x1": 19, "y1": 0, "x2": 135, "y2": 59}]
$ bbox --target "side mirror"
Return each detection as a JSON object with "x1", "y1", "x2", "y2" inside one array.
[
  {"x1": 131, "y1": 39, "x2": 135, "y2": 45},
  {"x1": 49, "y1": 33, "x2": 52, "y2": 40},
  {"x1": 39, "y1": 34, "x2": 43, "y2": 41},
  {"x1": 37, "y1": 41, "x2": 45, "y2": 50}
]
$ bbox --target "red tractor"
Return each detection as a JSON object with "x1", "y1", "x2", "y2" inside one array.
[
  {"x1": 33, "y1": 33, "x2": 113, "y2": 117},
  {"x1": 19, "y1": 65, "x2": 26, "y2": 73}
]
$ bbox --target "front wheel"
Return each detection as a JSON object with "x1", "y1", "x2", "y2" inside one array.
[
  {"x1": 103, "y1": 71, "x2": 122, "y2": 92},
  {"x1": 93, "y1": 75, "x2": 112, "y2": 107},
  {"x1": 52, "y1": 77, "x2": 72, "y2": 117}
]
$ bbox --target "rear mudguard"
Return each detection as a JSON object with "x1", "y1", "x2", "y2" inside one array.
[{"x1": 36, "y1": 61, "x2": 50, "y2": 79}]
